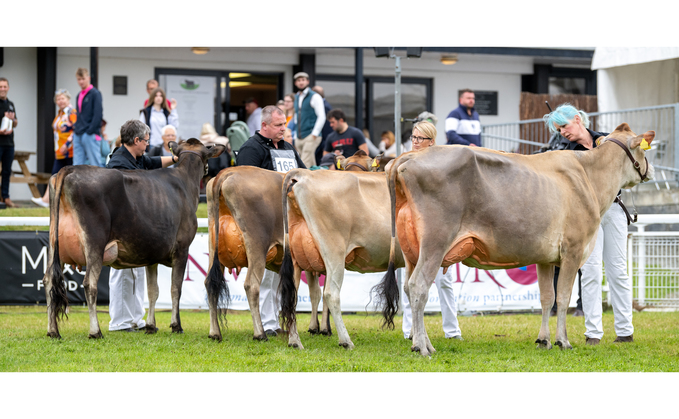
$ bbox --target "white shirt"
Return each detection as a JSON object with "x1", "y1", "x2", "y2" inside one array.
[
  {"x1": 294, "y1": 87, "x2": 326, "y2": 138},
  {"x1": 247, "y1": 107, "x2": 262, "y2": 136},
  {"x1": 139, "y1": 107, "x2": 179, "y2": 148}
]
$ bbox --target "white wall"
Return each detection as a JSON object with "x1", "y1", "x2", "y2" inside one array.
[
  {"x1": 1, "y1": 47, "x2": 37, "y2": 201},
  {"x1": 597, "y1": 58, "x2": 679, "y2": 112}
]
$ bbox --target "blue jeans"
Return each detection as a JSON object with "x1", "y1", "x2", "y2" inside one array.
[
  {"x1": 73, "y1": 132, "x2": 103, "y2": 167},
  {"x1": 0, "y1": 145, "x2": 14, "y2": 200}
]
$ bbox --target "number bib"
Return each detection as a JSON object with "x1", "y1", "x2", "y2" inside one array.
[{"x1": 270, "y1": 149, "x2": 298, "y2": 173}]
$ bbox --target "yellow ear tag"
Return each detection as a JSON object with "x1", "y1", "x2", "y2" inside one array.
[
  {"x1": 372, "y1": 158, "x2": 379, "y2": 168},
  {"x1": 336, "y1": 160, "x2": 342, "y2": 170},
  {"x1": 641, "y1": 139, "x2": 651, "y2": 150}
]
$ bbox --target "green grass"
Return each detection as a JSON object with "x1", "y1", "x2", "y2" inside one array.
[{"x1": 1, "y1": 306, "x2": 677, "y2": 372}]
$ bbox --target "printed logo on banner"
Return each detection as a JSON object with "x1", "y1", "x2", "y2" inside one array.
[
  {"x1": 505, "y1": 265, "x2": 538, "y2": 285},
  {"x1": 180, "y1": 80, "x2": 199, "y2": 90}
]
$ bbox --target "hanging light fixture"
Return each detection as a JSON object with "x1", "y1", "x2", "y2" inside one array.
[
  {"x1": 191, "y1": 47, "x2": 210, "y2": 55},
  {"x1": 440, "y1": 54, "x2": 458, "y2": 65}
]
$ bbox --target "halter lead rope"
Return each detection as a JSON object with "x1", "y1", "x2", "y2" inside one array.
[{"x1": 607, "y1": 138, "x2": 647, "y2": 225}]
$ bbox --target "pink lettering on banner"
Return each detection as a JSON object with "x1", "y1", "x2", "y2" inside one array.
[
  {"x1": 301, "y1": 271, "x2": 325, "y2": 287},
  {"x1": 505, "y1": 265, "x2": 538, "y2": 285},
  {"x1": 184, "y1": 253, "x2": 208, "y2": 281}
]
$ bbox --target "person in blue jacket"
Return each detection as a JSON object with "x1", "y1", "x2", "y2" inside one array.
[{"x1": 445, "y1": 88, "x2": 481, "y2": 147}]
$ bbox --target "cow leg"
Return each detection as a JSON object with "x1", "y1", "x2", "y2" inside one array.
[
  {"x1": 320, "y1": 296, "x2": 332, "y2": 336},
  {"x1": 169, "y1": 256, "x2": 187, "y2": 334},
  {"x1": 286, "y1": 265, "x2": 305, "y2": 349},
  {"x1": 44, "y1": 260, "x2": 64, "y2": 339},
  {"x1": 205, "y1": 263, "x2": 226, "y2": 341},
  {"x1": 243, "y1": 260, "x2": 267, "y2": 341},
  {"x1": 535, "y1": 263, "x2": 555, "y2": 349},
  {"x1": 145, "y1": 264, "x2": 160, "y2": 334},
  {"x1": 323, "y1": 261, "x2": 353, "y2": 349},
  {"x1": 554, "y1": 260, "x2": 579, "y2": 350},
  {"x1": 409, "y1": 257, "x2": 439, "y2": 357},
  {"x1": 307, "y1": 271, "x2": 322, "y2": 334},
  {"x1": 82, "y1": 262, "x2": 104, "y2": 339}
]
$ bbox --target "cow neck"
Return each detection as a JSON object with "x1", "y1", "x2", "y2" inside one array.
[
  {"x1": 579, "y1": 142, "x2": 631, "y2": 217},
  {"x1": 174, "y1": 150, "x2": 206, "y2": 200}
]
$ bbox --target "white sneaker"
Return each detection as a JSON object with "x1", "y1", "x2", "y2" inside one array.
[{"x1": 31, "y1": 197, "x2": 49, "y2": 207}]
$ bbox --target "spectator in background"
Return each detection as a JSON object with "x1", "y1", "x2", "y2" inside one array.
[
  {"x1": 446, "y1": 88, "x2": 481, "y2": 147},
  {"x1": 312, "y1": 85, "x2": 332, "y2": 167},
  {"x1": 148, "y1": 125, "x2": 178, "y2": 164},
  {"x1": 144, "y1": 79, "x2": 176, "y2": 110},
  {"x1": 199, "y1": 122, "x2": 231, "y2": 179},
  {"x1": 0, "y1": 77, "x2": 18, "y2": 208},
  {"x1": 283, "y1": 93, "x2": 295, "y2": 127},
  {"x1": 378, "y1": 130, "x2": 396, "y2": 157},
  {"x1": 292, "y1": 72, "x2": 325, "y2": 167},
  {"x1": 362, "y1": 128, "x2": 380, "y2": 157},
  {"x1": 139, "y1": 87, "x2": 178, "y2": 149},
  {"x1": 245, "y1": 97, "x2": 262, "y2": 136},
  {"x1": 32, "y1": 89, "x2": 76, "y2": 207},
  {"x1": 283, "y1": 128, "x2": 294, "y2": 146},
  {"x1": 323, "y1": 109, "x2": 368, "y2": 157},
  {"x1": 73, "y1": 68, "x2": 104, "y2": 167}
]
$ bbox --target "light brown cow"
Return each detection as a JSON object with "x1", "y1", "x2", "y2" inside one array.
[
  {"x1": 279, "y1": 165, "x2": 405, "y2": 349},
  {"x1": 204, "y1": 166, "x2": 327, "y2": 343},
  {"x1": 374, "y1": 123, "x2": 654, "y2": 356}
]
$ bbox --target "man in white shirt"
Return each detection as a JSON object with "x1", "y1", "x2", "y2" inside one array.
[
  {"x1": 292, "y1": 72, "x2": 326, "y2": 167},
  {"x1": 245, "y1": 97, "x2": 262, "y2": 136}
]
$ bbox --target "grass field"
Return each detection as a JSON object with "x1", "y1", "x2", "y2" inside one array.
[{"x1": 2, "y1": 305, "x2": 677, "y2": 372}]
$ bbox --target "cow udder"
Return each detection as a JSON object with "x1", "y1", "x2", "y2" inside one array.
[
  {"x1": 288, "y1": 207, "x2": 325, "y2": 273},
  {"x1": 216, "y1": 214, "x2": 248, "y2": 270}
]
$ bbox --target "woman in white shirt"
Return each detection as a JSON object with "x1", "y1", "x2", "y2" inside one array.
[{"x1": 139, "y1": 87, "x2": 178, "y2": 148}]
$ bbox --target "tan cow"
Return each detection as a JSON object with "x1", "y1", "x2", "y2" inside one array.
[
  {"x1": 279, "y1": 166, "x2": 405, "y2": 349},
  {"x1": 204, "y1": 166, "x2": 332, "y2": 344},
  {"x1": 374, "y1": 123, "x2": 654, "y2": 356}
]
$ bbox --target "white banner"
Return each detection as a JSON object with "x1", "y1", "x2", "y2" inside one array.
[
  {"x1": 163, "y1": 75, "x2": 216, "y2": 141},
  {"x1": 148, "y1": 234, "x2": 577, "y2": 313}
]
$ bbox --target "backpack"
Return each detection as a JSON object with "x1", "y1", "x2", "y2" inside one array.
[{"x1": 226, "y1": 121, "x2": 250, "y2": 163}]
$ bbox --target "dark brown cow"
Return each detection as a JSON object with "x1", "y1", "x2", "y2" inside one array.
[
  {"x1": 44, "y1": 139, "x2": 225, "y2": 339},
  {"x1": 375, "y1": 123, "x2": 654, "y2": 356}
]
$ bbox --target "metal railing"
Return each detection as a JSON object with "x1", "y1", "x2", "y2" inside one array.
[{"x1": 481, "y1": 103, "x2": 679, "y2": 186}]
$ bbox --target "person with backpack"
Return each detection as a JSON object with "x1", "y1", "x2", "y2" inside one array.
[{"x1": 139, "y1": 87, "x2": 178, "y2": 149}]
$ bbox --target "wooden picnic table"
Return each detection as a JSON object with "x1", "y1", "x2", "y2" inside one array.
[{"x1": 4, "y1": 151, "x2": 51, "y2": 198}]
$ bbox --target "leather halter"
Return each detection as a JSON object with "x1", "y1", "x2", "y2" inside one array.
[
  {"x1": 607, "y1": 138, "x2": 649, "y2": 181},
  {"x1": 344, "y1": 162, "x2": 369, "y2": 172}
]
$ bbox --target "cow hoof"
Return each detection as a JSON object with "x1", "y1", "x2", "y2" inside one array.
[
  {"x1": 288, "y1": 342, "x2": 304, "y2": 349},
  {"x1": 320, "y1": 330, "x2": 332, "y2": 336},
  {"x1": 339, "y1": 342, "x2": 354, "y2": 350},
  {"x1": 535, "y1": 338, "x2": 552, "y2": 350},
  {"x1": 171, "y1": 326, "x2": 184, "y2": 334},
  {"x1": 253, "y1": 334, "x2": 268, "y2": 341},
  {"x1": 208, "y1": 334, "x2": 223, "y2": 342},
  {"x1": 555, "y1": 341, "x2": 573, "y2": 350},
  {"x1": 411, "y1": 345, "x2": 420, "y2": 353},
  {"x1": 47, "y1": 332, "x2": 61, "y2": 340},
  {"x1": 144, "y1": 327, "x2": 159, "y2": 334},
  {"x1": 88, "y1": 331, "x2": 104, "y2": 339}
]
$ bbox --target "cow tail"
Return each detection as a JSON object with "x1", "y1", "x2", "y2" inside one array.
[
  {"x1": 371, "y1": 158, "x2": 401, "y2": 330},
  {"x1": 205, "y1": 174, "x2": 230, "y2": 327},
  {"x1": 47, "y1": 169, "x2": 69, "y2": 322},
  {"x1": 278, "y1": 173, "x2": 297, "y2": 333}
]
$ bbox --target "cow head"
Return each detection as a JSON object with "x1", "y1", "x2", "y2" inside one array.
[
  {"x1": 599, "y1": 123, "x2": 655, "y2": 188},
  {"x1": 169, "y1": 138, "x2": 226, "y2": 176},
  {"x1": 336, "y1": 150, "x2": 381, "y2": 172}
]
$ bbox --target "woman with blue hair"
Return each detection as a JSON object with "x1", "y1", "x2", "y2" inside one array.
[{"x1": 543, "y1": 103, "x2": 635, "y2": 346}]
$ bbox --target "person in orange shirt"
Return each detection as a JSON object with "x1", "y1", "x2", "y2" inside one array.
[{"x1": 32, "y1": 89, "x2": 76, "y2": 207}]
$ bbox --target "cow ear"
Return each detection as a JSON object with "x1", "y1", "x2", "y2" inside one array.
[
  {"x1": 631, "y1": 131, "x2": 655, "y2": 150},
  {"x1": 335, "y1": 155, "x2": 346, "y2": 170},
  {"x1": 207, "y1": 144, "x2": 226, "y2": 158},
  {"x1": 168, "y1": 141, "x2": 179, "y2": 155}
]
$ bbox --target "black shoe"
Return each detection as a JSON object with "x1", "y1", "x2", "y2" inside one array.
[
  {"x1": 613, "y1": 334, "x2": 633, "y2": 343},
  {"x1": 265, "y1": 329, "x2": 277, "y2": 337},
  {"x1": 585, "y1": 337, "x2": 600, "y2": 346}
]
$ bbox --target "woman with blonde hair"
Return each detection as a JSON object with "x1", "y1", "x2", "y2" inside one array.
[
  {"x1": 32, "y1": 89, "x2": 77, "y2": 207},
  {"x1": 400, "y1": 118, "x2": 462, "y2": 340},
  {"x1": 378, "y1": 130, "x2": 396, "y2": 157}
]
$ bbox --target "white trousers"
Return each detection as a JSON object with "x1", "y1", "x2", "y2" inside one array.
[
  {"x1": 259, "y1": 269, "x2": 281, "y2": 331},
  {"x1": 402, "y1": 267, "x2": 461, "y2": 339},
  {"x1": 580, "y1": 204, "x2": 634, "y2": 339},
  {"x1": 108, "y1": 267, "x2": 147, "y2": 331}
]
